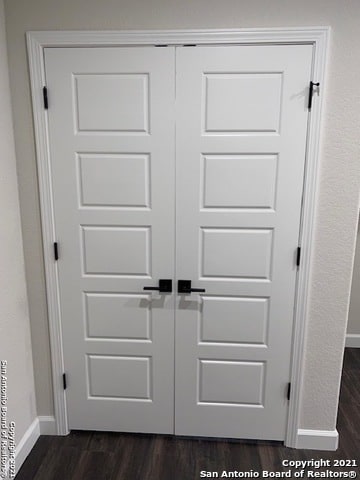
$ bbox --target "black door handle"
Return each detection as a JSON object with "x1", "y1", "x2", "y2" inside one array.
[
  {"x1": 143, "y1": 279, "x2": 172, "y2": 293},
  {"x1": 178, "y1": 280, "x2": 206, "y2": 294}
]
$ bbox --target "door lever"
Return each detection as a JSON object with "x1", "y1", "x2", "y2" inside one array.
[
  {"x1": 178, "y1": 280, "x2": 206, "y2": 294},
  {"x1": 143, "y1": 279, "x2": 172, "y2": 293}
]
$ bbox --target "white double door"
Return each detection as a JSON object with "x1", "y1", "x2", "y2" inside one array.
[{"x1": 45, "y1": 44, "x2": 312, "y2": 440}]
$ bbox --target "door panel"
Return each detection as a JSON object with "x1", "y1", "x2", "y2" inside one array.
[
  {"x1": 204, "y1": 72, "x2": 282, "y2": 133},
  {"x1": 85, "y1": 293, "x2": 151, "y2": 340},
  {"x1": 78, "y1": 153, "x2": 151, "y2": 207},
  {"x1": 75, "y1": 73, "x2": 149, "y2": 132},
  {"x1": 202, "y1": 154, "x2": 278, "y2": 209},
  {"x1": 200, "y1": 296, "x2": 269, "y2": 345},
  {"x1": 45, "y1": 47, "x2": 175, "y2": 433},
  {"x1": 201, "y1": 227, "x2": 273, "y2": 278},
  {"x1": 175, "y1": 45, "x2": 312, "y2": 439},
  {"x1": 199, "y1": 360, "x2": 265, "y2": 405}
]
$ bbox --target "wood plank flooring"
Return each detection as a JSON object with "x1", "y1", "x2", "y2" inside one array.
[{"x1": 15, "y1": 348, "x2": 360, "y2": 479}]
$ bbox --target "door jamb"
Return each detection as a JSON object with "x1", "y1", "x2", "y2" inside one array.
[{"x1": 26, "y1": 27, "x2": 330, "y2": 445}]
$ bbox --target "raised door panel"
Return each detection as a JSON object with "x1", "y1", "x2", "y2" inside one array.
[
  {"x1": 85, "y1": 293, "x2": 152, "y2": 340},
  {"x1": 87, "y1": 355, "x2": 152, "y2": 400},
  {"x1": 78, "y1": 153, "x2": 151, "y2": 208},
  {"x1": 75, "y1": 74, "x2": 149, "y2": 132},
  {"x1": 201, "y1": 228, "x2": 273, "y2": 279},
  {"x1": 201, "y1": 154, "x2": 278, "y2": 210},
  {"x1": 200, "y1": 296, "x2": 269, "y2": 345},
  {"x1": 199, "y1": 360, "x2": 265, "y2": 405},
  {"x1": 82, "y1": 226, "x2": 151, "y2": 276},
  {"x1": 204, "y1": 73, "x2": 282, "y2": 133}
]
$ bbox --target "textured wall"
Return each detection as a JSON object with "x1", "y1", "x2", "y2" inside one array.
[
  {"x1": 3, "y1": 0, "x2": 360, "y2": 431},
  {"x1": 0, "y1": 0, "x2": 36, "y2": 451}
]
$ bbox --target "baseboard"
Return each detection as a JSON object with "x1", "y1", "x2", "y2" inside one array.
[
  {"x1": 14, "y1": 418, "x2": 40, "y2": 475},
  {"x1": 295, "y1": 429, "x2": 339, "y2": 450},
  {"x1": 346, "y1": 334, "x2": 360, "y2": 348},
  {"x1": 39, "y1": 415, "x2": 57, "y2": 435}
]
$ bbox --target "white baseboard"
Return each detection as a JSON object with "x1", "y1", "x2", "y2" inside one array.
[
  {"x1": 39, "y1": 415, "x2": 56, "y2": 435},
  {"x1": 346, "y1": 334, "x2": 360, "y2": 348},
  {"x1": 14, "y1": 418, "x2": 40, "y2": 475},
  {"x1": 295, "y1": 429, "x2": 339, "y2": 450}
]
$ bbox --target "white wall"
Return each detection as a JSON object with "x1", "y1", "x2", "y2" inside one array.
[
  {"x1": 3, "y1": 0, "x2": 360, "y2": 433},
  {"x1": 0, "y1": 0, "x2": 36, "y2": 467}
]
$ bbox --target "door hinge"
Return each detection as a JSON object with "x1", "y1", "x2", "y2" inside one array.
[
  {"x1": 43, "y1": 86, "x2": 49, "y2": 109},
  {"x1": 183, "y1": 44, "x2": 197, "y2": 47},
  {"x1": 54, "y1": 242, "x2": 59, "y2": 261},
  {"x1": 287, "y1": 382, "x2": 291, "y2": 401},
  {"x1": 63, "y1": 373, "x2": 67, "y2": 390},
  {"x1": 296, "y1": 247, "x2": 301, "y2": 268},
  {"x1": 308, "y1": 81, "x2": 320, "y2": 110},
  {"x1": 154, "y1": 44, "x2": 168, "y2": 47}
]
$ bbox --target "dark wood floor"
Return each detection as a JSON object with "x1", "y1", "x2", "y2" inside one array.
[{"x1": 16, "y1": 349, "x2": 360, "y2": 479}]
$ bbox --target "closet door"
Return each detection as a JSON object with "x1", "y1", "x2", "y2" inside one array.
[
  {"x1": 45, "y1": 47, "x2": 176, "y2": 433},
  {"x1": 175, "y1": 45, "x2": 312, "y2": 440}
]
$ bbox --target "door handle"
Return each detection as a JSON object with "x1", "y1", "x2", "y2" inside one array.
[
  {"x1": 178, "y1": 280, "x2": 206, "y2": 294},
  {"x1": 143, "y1": 279, "x2": 172, "y2": 293}
]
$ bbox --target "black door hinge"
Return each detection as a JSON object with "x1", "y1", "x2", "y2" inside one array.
[
  {"x1": 296, "y1": 247, "x2": 301, "y2": 268},
  {"x1": 63, "y1": 373, "x2": 67, "y2": 390},
  {"x1": 43, "y1": 86, "x2": 49, "y2": 109},
  {"x1": 308, "y1": 81, "x2": 320, "y2": 110},
  {"x1": 54, "y1": 242, "x2": 59, "y2": 261},
  {"x1": 154, "y1": 44, "x2": 168, "y2": 47},
  {"x1": 287, "y1": 382, "x2": 291, "y2": 401}
]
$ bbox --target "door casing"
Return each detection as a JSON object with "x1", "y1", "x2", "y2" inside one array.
[{"x1": 26, "y1": 27, "x2": 330, "y2": 448}]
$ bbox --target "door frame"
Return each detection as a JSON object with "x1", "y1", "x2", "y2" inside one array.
[{"x1": 26, "y1": 27, "x2": 330, "y2": 447}]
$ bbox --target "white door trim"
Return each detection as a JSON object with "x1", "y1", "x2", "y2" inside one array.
[{"x1": 26, "y1": 27, "x2": 330, "y2": 444}]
